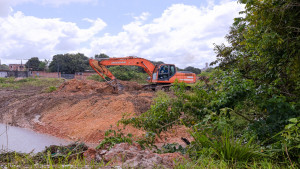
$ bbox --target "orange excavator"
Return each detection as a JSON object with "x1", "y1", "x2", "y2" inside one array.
[{"x1": 89, "y1": 56, "x2": 196, "y2": 91}]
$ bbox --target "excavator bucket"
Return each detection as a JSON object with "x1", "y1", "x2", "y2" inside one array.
[{"x1": 108, "y1": 79, "x2": 124, "y2": 92}]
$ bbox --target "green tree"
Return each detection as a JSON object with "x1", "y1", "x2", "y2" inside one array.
[
  {"x1": 211, "y1": 0, "x2": 300, "y2": 141},
  {"x1": 95, "y1": 53, "x2": 109, "y2": 59},
  {"x1": 213, "y1": 0, "x2": 300, "y2": 100},
  {"x1": 49, "y1": 53, "x2": 89, "y2": 74},
  {"x1": 38, "y1": 61, "x2": 47, "y2": 71},
  {"x1": 25, "y1": 57, "x2": 41, "y2": 71},
  {"x1": 183, "y1": 66, "x2": 201, "y2": 74}
]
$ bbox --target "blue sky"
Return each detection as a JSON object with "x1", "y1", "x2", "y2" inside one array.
[{"x1": 0, "y1": 0, "x2": 244, "y2": 68}]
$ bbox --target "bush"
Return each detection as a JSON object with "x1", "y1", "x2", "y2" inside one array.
[
  {"x1": 96, "y1": 129, "x2": 133, "y2": 150},
  {"x1": 44, "y1": 86, "x2": 57, "y2": 93},
  {"x1": 120, "y1": 91, "x2": 180, "y2": 135}
]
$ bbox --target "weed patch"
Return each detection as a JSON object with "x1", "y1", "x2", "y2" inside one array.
[{"x1": 0, "y1": 77, "x2": 63, "y2": 90}]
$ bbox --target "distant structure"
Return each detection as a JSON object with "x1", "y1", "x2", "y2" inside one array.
[
  {"x1": 9, "y1": 64, "x2": 26, "y2": 71},
  {"x1": 201, "y1": 62, "x2": 210, "y2": 71}
]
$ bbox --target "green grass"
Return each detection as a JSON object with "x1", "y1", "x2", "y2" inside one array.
[
  {"x1": 0, "y1": 143, "x2": 110, "y2": 168},
  {"x1": 174, "y1": 157, "x2": 288, "y2": 169},
  {"x1": 0, "y1": 154, "x2": 109, "y2": 169},
  {"x1": 189, "y1": 127, "x2": 266, "y2": 162},
  {"x1": 0, "y1": 77, "x2": 64, "y2": 90},
  {"x1": 43, "y1": 86, "x2": 57, "y2": 93}
]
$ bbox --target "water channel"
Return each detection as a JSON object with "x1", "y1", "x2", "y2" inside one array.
[{"x1": 0, "y1": 123, "x2": 69, "y2": 153}]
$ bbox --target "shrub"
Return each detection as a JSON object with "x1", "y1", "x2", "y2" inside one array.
[
  {"x1": 0, "y1": 77, "x2": 5, "y2": 83},
  {"x1": 96, "y1": 129, "x2": 133, "y2": 150},
  {"x1": 119, "y1": 91, "x2": 181, "y2": 135},
  {"x1": 45, "y1": 86, "x2": 57, "y2": 93}
]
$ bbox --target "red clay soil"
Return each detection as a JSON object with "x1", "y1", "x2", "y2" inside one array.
[{"x1": 0, "y1": 79, "x2": 191, "y2": 145}]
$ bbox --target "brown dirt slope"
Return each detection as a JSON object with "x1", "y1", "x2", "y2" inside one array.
[{"x1": 0, "y1": 79, "x2": 153, "y2": 143}]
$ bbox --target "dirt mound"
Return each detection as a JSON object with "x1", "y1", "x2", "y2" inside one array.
[
  {"x1": 57, "y1": 79, "x2": 143, "y2": 94},
  {"x1": 57, "y1": 79, "x2": 113, "y2": 94},
  {"x1": 119, "y1": 81, "x2": 143, "y2": 91}
]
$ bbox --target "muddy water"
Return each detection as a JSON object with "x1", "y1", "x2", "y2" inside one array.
[{"x1": 0, "y1": 123, "x2": 69, "y2": 153}]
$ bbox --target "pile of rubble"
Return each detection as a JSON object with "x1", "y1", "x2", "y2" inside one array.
[{"x1": 84, "y1": 143, "x2": 184, "y2": 168}]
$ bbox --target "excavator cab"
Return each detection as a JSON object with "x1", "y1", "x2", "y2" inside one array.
[{"x1": 157, "y1": 64, "x2": 176, "y2": 81}]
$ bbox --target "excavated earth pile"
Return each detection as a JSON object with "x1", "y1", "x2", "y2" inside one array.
[{"x1": 0, "y1": 79, "x2": 153, "y2": 143}]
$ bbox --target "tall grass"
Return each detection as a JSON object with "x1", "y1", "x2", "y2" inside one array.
[
  {"x1": 189, "y1": 127, "x2": 266, "y2": 162},
  {"x1": 0, "y1": 143, "x2": 110, "y2": 168},
  {"x1": 174, "y1": 157, "x2": 285, "y2": 169}
]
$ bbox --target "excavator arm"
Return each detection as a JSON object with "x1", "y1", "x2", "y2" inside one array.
[{"x1": 89, "y1": 56, "x2": 156, "y2": 89}]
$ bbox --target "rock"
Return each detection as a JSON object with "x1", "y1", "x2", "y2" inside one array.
[{"x1": 83, "y1": 148, "x2": 97, "y2": 163}]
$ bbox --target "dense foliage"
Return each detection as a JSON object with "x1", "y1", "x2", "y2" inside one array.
[
  {"x1": 95, "y1": 53, "x2": 109, "y2": 59},
  {"x1": 212, "y1": 0, "x2": 300, "y2": 100},
  {"x1": 177, "y1": 66, "x2": 202, "y2": 74},
  {"x1": 25, "y1": 57, "x2": 48, "y2": 71},
  {"x1": 108, "y1": 66, "x2": 148, "y2": 82},
  {"x1": 180, "y1": 66, "x2": 202, "y2": 74},
  {"x1": 49, "y1": 53, "x2": 89, "y2": 74},
  {"x1": 119, "y1": 0, "x2": 300, "y2": 167},
  {"x1": 87, "y1": 66, "x2": 149, "y2": 83}
]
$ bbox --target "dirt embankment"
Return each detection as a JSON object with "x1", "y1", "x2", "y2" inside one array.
[
  {"x1": 0, "y1": 80, "x2": 153, "y2": 143},
  {"x1": 0, "y1": 79, "x2": 191, "y2": 146}
]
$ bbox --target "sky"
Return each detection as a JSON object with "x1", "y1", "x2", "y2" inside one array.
[{"x1": 0, "y1": 0, "x2": 244, "y2": 69}]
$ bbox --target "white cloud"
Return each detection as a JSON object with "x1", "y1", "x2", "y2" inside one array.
[
  {"x1": 0, "y1": 1, "x2": 244, "y2": 69},
  {"x1": 0, "y1": 12, "x2": 106, "y2": 62},
  {"x1": 87, "y1": 1, "x2": 244, "y2": 68},
  {"x1": 0, "y1": 0, "x2": 12, "y2": 17},
  {"x1": 134, "y1": 12, "x2": 150, "y2": 21}
]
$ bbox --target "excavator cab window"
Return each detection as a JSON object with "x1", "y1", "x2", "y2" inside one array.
[
  {"x1": 160, "y1": 65, "x2": 168, "y2": 74},
  {"x1": 158, "y1": 65, "x2": 175, "y2": 81},
  {"x1": 170, "y1": 65, "x2": 176, "y2": 76}
]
